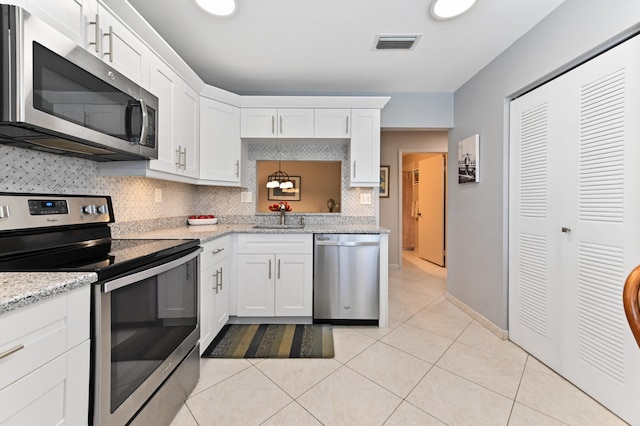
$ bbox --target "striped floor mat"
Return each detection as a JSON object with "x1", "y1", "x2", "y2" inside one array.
[{"x1": 202, "y1": 324, "x2": 334, "y2": 358}]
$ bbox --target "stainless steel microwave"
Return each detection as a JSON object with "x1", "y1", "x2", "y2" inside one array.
[{"x1": 0, "y1": 5, "x2": 158, "y2": 161}]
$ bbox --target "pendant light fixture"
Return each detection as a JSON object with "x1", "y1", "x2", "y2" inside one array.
[{"x1": 266, "y1": 161, "x2": 293, "y2": 189}]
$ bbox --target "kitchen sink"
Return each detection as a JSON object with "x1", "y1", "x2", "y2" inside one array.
[{"x1": 252, "y1": 224, "x2": 305, "y2": 229}]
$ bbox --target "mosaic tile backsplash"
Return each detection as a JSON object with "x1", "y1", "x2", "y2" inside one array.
[{"x1": 1, "y1": 143, "x2": 375, "y2": 234}]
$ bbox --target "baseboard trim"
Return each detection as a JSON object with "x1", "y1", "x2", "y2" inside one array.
[{"x1": 445, "y1": 292, "x2": 509, "y2": 340}]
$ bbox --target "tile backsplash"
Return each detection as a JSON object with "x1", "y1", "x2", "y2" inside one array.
[{"x1": 1, "y1": 143, "x2": 375, "y2": 233}]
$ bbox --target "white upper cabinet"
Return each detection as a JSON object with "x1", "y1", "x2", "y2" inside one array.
[
  {"x1": 25, "y1": 0, "x2": 98, "y2": 50},
  {"x1": 176, "y1": 80, "x2": 199, "y2": 178},
  {"x1": 26, "y1": 0, "x2": 150, "y2": 88},
  {"x1": 148, "y1": 57, "x2": 179, "y2": 175},
  {"x1": 314, "y1": 109, "x2": 351, "y2": 138},
  {"x1": 97, "y1": 3, "x2": 150, "y2": 88},
  {"x1": 349, "y1": 109, "x2": 381, "y2": 186},
  {"x1": 199, "y1": 97, "x2": 242, "y2": 184},
  {"x1": 240, "y1": 108, "x2": 314, "y2": 138}
]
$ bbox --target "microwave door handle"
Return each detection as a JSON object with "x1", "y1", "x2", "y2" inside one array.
[{"x1": 138, "y1": 98, "x2": 148, "y2": 146}]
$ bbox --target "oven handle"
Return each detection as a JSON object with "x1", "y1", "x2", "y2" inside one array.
[{"x1": 101, "y1": 247, "x2": 202, "y2": 293}]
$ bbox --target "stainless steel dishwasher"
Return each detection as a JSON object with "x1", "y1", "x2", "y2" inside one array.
[{"x1": 313, "y1": 234, "x2": 380, "y2": 325}]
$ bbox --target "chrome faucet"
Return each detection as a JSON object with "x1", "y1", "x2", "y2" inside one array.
[{"x1": 279, "y1": 203, "x2": 286, "y2": 225}]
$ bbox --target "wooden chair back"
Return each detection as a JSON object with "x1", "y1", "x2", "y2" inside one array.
[{"x1": 623, "y1": 265, "x2": 640, "y2": 348}]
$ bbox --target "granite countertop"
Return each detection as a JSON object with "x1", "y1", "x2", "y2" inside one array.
[
  {"x1": 0, "y1": 223, "x2": 387, "y2": 315},
  {"x1": 120, "y1": 223, "x2": 389, "y2": 244},
  {"x1": 0, "y1": 272, "x2": 97, "y2": 316}
]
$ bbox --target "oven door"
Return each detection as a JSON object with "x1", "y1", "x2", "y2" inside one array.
[{"x1": 92, "y1": 247, "x2": 201, "y2": 426}]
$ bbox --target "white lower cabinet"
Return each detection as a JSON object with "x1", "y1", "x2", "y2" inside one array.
[
  {"x1": 199, "y1": 237, "x2": 230, "y2": 354},
  {"x1": 236, "y1": 234, "x2": 312, "y2": 317},
  {"x1": 0, "y1": 286, "x2": 90, "y2": 425}
]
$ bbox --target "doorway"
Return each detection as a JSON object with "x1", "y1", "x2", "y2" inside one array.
[{"x1": 400, "y1": 152, "x2": 447, "y2": 267}]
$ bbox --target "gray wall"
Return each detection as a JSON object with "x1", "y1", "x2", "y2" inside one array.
[
  {"x1": 381, "y1": 93, "x2": 453, "y2": 129},
  {"x1": 380, "y1": 131, "x2": 448, "y2": 267},
  {"x1": 447, "y1": 0, "x2": 640, "y2": 330}
]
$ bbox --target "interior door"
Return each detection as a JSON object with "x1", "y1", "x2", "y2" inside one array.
[{"x1": 417, "y1": 155, "x2": 446, "y2": 266}]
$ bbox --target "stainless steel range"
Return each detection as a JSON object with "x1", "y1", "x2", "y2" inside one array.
[{"x1": 0, "y1": 193, "x2": 201, "y2": 425}]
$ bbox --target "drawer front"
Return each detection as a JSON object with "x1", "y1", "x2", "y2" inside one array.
[
  {"x1": 237, "y1": 234, "x2": 312, "y2": 254},
  {"x1": 0, "y1": 295, "x2": 68, "y2": 390},
  {"x1": 201, "y1": 236, "x2": 230, "y2": 270},
  {"x1": 0, "y1": 286, "x2": 89, "y2": 391}
]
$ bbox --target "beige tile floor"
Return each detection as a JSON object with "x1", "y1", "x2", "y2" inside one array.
[{"x1": 170, "y1": 251, "x2": 626, "y2": 426}]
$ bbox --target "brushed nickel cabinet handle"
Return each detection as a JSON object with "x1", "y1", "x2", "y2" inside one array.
[
  {"x1": 279, "y1": 115, "x2": 283, "y2": 134},
  {"x1": 104, "y1": 26, "x2": 113, "y2": 62},
  {"x1": 235, "y1": 160, "x2": 240, "y2": 177},
  {"x1": 277, "y1": 259, "x2": 281, "y2": 279},
  {"x1": 271, "y1": 115, "x2": 275, "y2": 135},
  {"x1": 346, "y1": 116, "x2": 349, "y2": 134},
  {"x1": 218, "y1": 267, "x2": 223, "y2": 290},
  {"x1": 268, "y1": 259, "x2": 272, "y2": 279},
  {"x1": 0, "y1": 344, "x2": 24, "y2": 360},
  {"x1": 89, "y1": 14, "x2": 100, "y2": 53},
  {"x1": 175, "y1": 145, "x2": 182, "y2": 167},
  {"x1": 353, "y1": 161, "x2": 356, "y2": 178}
]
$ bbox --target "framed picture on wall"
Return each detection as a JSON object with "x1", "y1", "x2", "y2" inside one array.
[
  {"x1": 380, "y1": 166, "x2": 390, "y2": 197},
  {"x1": 413, "y1": 169, "x2": 419, "y2": 185},
  {"x1": 268, "y1": 176, "x2": 301, "y2": 201},
  {"x1": 458, "y1": 134, "x2": 480, "y2": 184}
]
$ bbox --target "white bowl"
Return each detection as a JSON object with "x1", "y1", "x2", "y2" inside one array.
[{"x1": 188, "y1": 217, "x2": 218, "y2": 225}]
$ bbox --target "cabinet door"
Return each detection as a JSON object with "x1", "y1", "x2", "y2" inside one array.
[
  {"x1": 237, "y1": 254, "x2": 275, "y2": 316},
  {"x1": 199, "y1": 265, "x2": 216, "y2": 354},
  {"x1": 274, "y1": 253, "x2": 312, "y2": 317},
  {"x1": 350, "y1": 109, "x2": 381, "y2": 186},
  {"x1": 200, "y1": 98, "x2": 242, "y2": 183},
  {"x1": 26, "y1": 0, "x2": 98, "y2": 52},
  {"x1": 315, "y1": 109, "x2": 351, "y2": 138},
  {"x1": 212, "y1": 256, "x2": 230, "y2": 336},
  {"x1": 176, "y1": 80, "x2": 199, "y2": 178},
  {"x1": 240, "y1": 108, "x2": 277, "y2": 138},
  {"x1": 0, "y1": 341, "x2": 89, "y2": 425},
  {"x1": 98, "y1": 4, "x2": 150, "y2": 88},
  {"x1": 278, "y1": 109, "x2": 314, "y2": 138},
  {"x1": 148, "y1": 57, "x2": 179, "y2": 174}
]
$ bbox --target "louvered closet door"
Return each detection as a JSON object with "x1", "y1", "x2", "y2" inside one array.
[
  {"x1": 509, "y1": 77, "x2": 564, "y2": 372},
  {"x1": 560, "y1": 35, "x2": 640, "y2": 425},
  {"x1": 509, "y1": 35, "x2": 640, "y2": 425}
]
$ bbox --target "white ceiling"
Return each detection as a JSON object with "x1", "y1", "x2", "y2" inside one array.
[{"x1": 128, "y1": 0, "x2": 565, "y2": 95}]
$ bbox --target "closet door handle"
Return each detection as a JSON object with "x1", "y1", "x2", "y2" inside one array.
[{"x1": 561, "y1": 227, "x2": 571, "y2": 233}]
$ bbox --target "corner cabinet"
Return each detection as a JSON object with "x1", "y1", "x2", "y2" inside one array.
[
  {"x1": 0, "y1": 286, "x2": 90, "y2": 425},
  {"x1": 199, "y1": 97, "x2": 242, "y2": 185},
  {"x1": 199, "y1": 236, "x2": 231, "y2": 354},
  {"x1": 350, "y1": 109, "x2": 381, "y2": 186},
  {"x1": 236, "y1": 234, "x2": 313, "y2": 317}
]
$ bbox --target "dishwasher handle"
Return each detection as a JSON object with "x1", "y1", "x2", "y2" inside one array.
[{"x1": 315, "y1": 240, "x2": 379, "y2": 247}]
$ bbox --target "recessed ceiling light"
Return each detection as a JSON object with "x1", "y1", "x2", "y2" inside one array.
[
  {"x1": 195, "y1": 0, "x2": 236, "y2": 17},
  {"x1": 430, "y1": 0, "x2": 476, "y2": 20}
]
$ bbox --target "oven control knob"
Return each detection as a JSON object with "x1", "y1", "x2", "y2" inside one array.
[
  {"x1": 82, "y1": 205, "x2": 97, "y2": 215},
  {"x1": 97, "y1": 205, "x2": 109, "y2": 215}
]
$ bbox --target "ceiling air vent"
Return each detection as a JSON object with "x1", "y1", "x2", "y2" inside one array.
[{"x1": 374, "y1": 34, "x2": 422, "y2": 51}]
